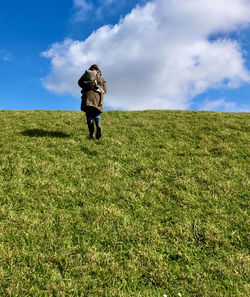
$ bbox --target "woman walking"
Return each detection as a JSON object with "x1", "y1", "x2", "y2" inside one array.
[{"x1": 78, "y1": 64, "x2": 107, "y2": 139}]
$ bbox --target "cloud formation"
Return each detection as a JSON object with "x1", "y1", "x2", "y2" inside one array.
[
  {"x1": 72, "y1": 0, "x2": 93, "y2": 22},
  {"x1": 0, "y1": 50, "x2": 13, "y2": 62},
  {"x1": 199, "y1": 98, "x2": 250, "y2": 112},
  {"x1": 71, "y1": 0, "x2": 128, "y2": 22},
  {"x1": 42, "y1": 0, "x2": 250, "y2": 110},
  {"x1": 200, "y1": 98, "x2": 236, "y2": 112}
]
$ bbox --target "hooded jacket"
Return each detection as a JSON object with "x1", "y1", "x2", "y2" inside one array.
[{"x1": 78, "y1": 74, "x2": 107, "y2": 113}]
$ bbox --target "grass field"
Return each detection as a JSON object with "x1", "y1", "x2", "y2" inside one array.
[{"x1": 0, "y1": 110, "x2": 249, "y2": 296}]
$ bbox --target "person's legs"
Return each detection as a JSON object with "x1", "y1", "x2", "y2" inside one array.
[
  {"x1": 86, "y1": 113, "x2": 95, "y2": 138},
  {"x1": 94, "y1": 113, "x2": 101, "y2": 139}
]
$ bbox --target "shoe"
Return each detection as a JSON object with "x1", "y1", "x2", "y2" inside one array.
[
  {"x1": 95, "y1": 118, "x2": 102, "y2": 140},
  {"x1": 96, "y1": 127, "x2": 101, "y2": 140},
  {"x1": 88, "y1": 120, "x2": 94, "y2": 139}
]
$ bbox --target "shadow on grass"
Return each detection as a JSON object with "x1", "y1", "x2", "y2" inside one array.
[
  {"x1": 21, "y1": 129, "x2": 70, "y2": 138},
  {"x1": 81, "y1": 146, "x2": 98, "y2": 156}
]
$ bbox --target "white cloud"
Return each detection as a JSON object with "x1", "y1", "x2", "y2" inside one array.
[
  {"x1": 200, "y1": 98, "x2": 236, "y2": 111},
  {"x1": 72, "y1": 0, "x2": 93, "y2": 22},
  {"x1": 42, "y1": 0, "x2": 250, "y2": 110},
  {"x1": 72, "y1": 0, "x2": 124, "y2": 22},
  {"x1": 200, "y1": 98, "x2": 250, "y2": 112},
  {"x1": 0, "y1": 50, "x2": 13, "y2": 62}
]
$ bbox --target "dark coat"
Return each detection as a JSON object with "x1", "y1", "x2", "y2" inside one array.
[{"x1": 78, "y1": 74, "x2": 107, "y2": 113}]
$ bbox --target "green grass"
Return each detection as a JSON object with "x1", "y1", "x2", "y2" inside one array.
[{"x1": 0, "y1": 110, "x2": 249, "y2": 296}]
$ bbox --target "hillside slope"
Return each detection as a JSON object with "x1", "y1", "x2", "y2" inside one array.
[{"x1": 0, "y1": 110, "x2": 249, "y2": 296}]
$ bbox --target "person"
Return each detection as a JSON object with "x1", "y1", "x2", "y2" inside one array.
[{"x1": 78, "y1": 64, "x2": 107, "y2": 139}]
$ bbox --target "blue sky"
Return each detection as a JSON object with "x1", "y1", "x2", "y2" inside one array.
[{"x1": 1, "y1": 0, "x2": 250, "y2": 112}]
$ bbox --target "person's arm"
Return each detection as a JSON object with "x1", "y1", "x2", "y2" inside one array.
[
  {"x1": 103, "y1": 79, "x2": 107, "y2": 94},
  {"x1": 79, "y1": 76, "x2": 96, "y2": 92},
  {"x1": 78, "y1": 75, "x2": 85, "y2": 88},
  {"x1": 98, "y1": 77, "x2": 107, "y2": 94}
]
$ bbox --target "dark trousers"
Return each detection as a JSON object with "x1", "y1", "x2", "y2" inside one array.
[{"x1": 85, "y1": 107, "x2": 101, "y2": 138}]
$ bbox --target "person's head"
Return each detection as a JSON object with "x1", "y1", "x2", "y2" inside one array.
[{"x1": 89, "y1": 64, "x2": 102, "y2": 76}]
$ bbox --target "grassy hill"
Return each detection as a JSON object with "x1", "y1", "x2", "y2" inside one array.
[{"x1": 0, "y1": 110, "x2": 249, "y2": 296}]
